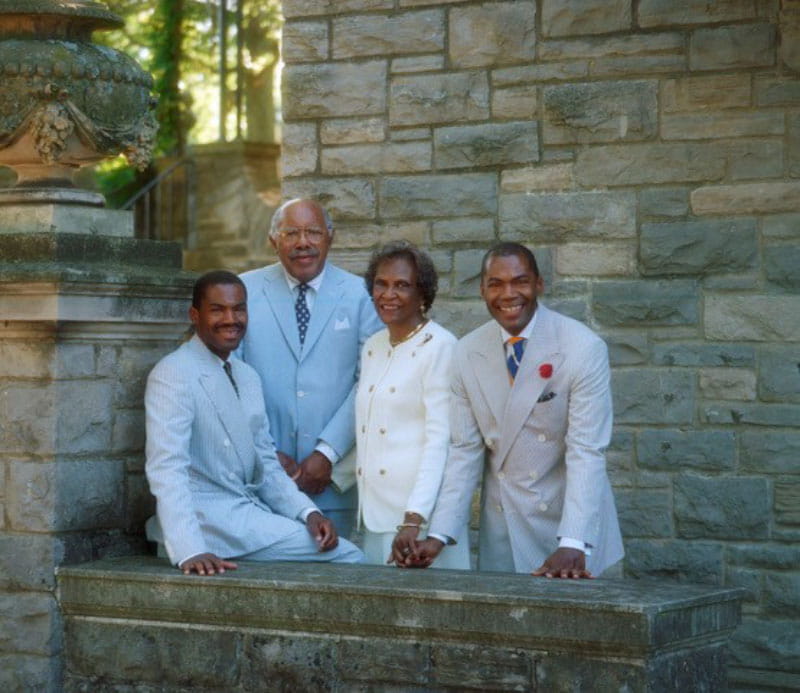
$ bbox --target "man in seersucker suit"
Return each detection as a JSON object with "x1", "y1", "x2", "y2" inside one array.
[
  {"x1": 413, "y1": 242, "x2": 623, "y2": 578},
  {"x1": 144, "y1": 270, "x2": 363, "y2": 575},
  {"x1": 238, "y1": 199, "x2": 382, "y2": 539}
]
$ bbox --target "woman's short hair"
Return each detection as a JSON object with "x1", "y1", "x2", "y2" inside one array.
[{"x1": 364, "y1": 240, "x2": 438, "y2": 313}]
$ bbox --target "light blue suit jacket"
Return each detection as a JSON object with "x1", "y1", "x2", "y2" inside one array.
[
  {"x1": 238, "y1": 262, "x2": 382, "y2": 511},
  {"x1": 145, "y1": 335, "x2": 316, "y2": 565}
]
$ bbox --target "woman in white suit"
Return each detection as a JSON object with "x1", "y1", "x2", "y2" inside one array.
[{"x1": 356, "y1": 241, "x2": 470, "y2": 569}]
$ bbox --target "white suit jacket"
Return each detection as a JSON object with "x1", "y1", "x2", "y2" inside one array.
[
  {"x1": 145, "y1": 335, "x2": 316, "y2": 565},
  {"x1": 429, "y1": 304, "x2": 624, "y2": 575},
  {"x1": 238, "y1": 263, "x2": 382, "y2": 512},
  {"x1": 355, "y1": 321, "x2": 456, "y2": 532}
]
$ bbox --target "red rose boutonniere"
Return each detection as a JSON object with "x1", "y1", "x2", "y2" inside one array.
[{"x1": 539, "y1": 363, "x2": 553, "y2": 379}]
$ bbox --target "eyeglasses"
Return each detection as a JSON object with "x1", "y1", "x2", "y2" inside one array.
[{"x1": 277, "y1": 227, "x2": 327, "y2": 243}]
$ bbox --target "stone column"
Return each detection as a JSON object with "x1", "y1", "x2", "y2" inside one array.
[{"x1": 0, "y1": 198, "x2": 192, "y2": 690}]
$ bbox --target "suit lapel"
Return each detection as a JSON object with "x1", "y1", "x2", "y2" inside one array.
[
  {"x1": 300, "y1": 266, "x2": 341, "y2": 360},
  {"x1": 496, "y1": 306, "x2": 563, "y2": 467},
  {"x1": 189, "y1": 337, "x2": 256, "y2": 474},
  {"x1": 467, "y1": 325, "x2": 510, "y2": 431},
  {"x1": 261, "y1": 268, "x2": 302, "y2": 361}
]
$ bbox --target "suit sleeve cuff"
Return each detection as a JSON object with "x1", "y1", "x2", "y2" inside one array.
[
  {"x1": 299, "y1": 507, "x2": 320, "y2": 523},
  {"x1": 315, "y1": 441, "x2": 340, "y2": 464},
  {"x1": 558, "y1": 536, "x2": 592, "y2": 556},
  {"x1": 428, "y1": 532, "x2": 455, "y2": 546}
]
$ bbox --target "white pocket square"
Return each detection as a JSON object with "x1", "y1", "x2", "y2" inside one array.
[{"x1": 334, "y1": 317, "x2": 350, "y2": 330}]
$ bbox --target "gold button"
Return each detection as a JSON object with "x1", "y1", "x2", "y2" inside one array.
[
  {"x1": 497, "y1": 472, "x2": 505, "y2": 480},
  {"x1": 537, "y1": 434, "x2": 546, "y2": 442},
  {"x1": 539, "y1": 502, "x2": 548, "y2": 512},
  {"x1": 495, "y1": 504, "x2": 503, "y2": 512}
]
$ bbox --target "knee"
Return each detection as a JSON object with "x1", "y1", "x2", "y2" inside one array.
[{"x1": 335, "y1": 539, "x2": 365, "y2": 564}]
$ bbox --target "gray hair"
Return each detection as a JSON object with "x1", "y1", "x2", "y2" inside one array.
[{"x1": 268, "y1": 198, "x2": 334, "y2": 239}]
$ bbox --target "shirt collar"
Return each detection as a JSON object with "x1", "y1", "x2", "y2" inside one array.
[
  {"x1": 281, "y1": 263, "x2": 326, "y2": 293},
  {"x1": 499, "y1": 307, "x2": 538, "y2": 344}
]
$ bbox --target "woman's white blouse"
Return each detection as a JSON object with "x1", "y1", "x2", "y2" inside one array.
[{"x1": 355, "y1": 320, "x2": 456, "y2": 533}]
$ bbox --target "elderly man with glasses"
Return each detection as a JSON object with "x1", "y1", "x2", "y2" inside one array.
[{"x1": 238, "y1": 199, "x2": 382, "y2": 539}]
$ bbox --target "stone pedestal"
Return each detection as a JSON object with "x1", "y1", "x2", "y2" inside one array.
[
  {"x1": 0, "y1": 205, "x2": 193, "y2": 691},
  {"x1": 58, "y1": 557, "x2": 744, "y2": 692}
]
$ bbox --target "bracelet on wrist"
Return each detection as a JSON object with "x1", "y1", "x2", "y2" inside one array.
[{"x1": 396, "y1": 523, "x2": 423, "y2": 532}]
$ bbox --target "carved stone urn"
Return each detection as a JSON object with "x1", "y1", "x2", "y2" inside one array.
[{"x1": 0, "y1": 0, "x2": 157, "y2": 201}]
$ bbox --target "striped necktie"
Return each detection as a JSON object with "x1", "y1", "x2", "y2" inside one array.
[{"x1": 506, "y1": 336, "x2": 526, "y2": 381}]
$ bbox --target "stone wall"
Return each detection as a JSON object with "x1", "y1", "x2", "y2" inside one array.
[{"x1": 280, "y1": 1, "x2": 800, "y2": 689}]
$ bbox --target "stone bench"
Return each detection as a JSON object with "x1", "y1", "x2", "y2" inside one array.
[{"x1": 57, "y1": 556, "x2": 743, "y2": 691}]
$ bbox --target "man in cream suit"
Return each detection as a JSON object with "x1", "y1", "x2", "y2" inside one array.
[
  {"x1": 414, "y1": 242, "x2": 623, "y2": 578},
  {"x1": 145, "y1": 270, "x2": 363, "y2": 575},
  {"x1": 238, "y1": 199, "x2": 381, "y2": 538}
]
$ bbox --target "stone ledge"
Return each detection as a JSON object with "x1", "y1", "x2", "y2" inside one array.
[{"x1": 58, "y1": 556, "x2": 743, "y2": 658}]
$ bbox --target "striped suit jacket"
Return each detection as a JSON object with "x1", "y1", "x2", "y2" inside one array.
[
  {"x1": 429, "y1": 304, "x2": 624, "y2": 575},
  {"x1": 144, "y1": 335, "x2": 315, "y2": 565}
]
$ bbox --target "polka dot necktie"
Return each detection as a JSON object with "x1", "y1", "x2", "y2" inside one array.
[
  {"x1": 295, "y1": 283, "x2": 310, "y2": 345},
  {"x1": 506, "y1": 336, "x2": 526, "y2": 382}
]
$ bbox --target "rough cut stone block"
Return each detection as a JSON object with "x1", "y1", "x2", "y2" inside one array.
[
  {"x1": 729, "y1": 544, "x2": 800, "y2": 571},
  {"x1": 338, "y1": 638, "x2": 430, "y2": 684},
  {"x1": 593, "y1": 280, "x2": 698, "y2": 327},
  {"x1": 332, "y1": 10, "x2": 444, "y2": 59},
  {"x1": 501, "y1": 163, "x2": 574, "y2": 192},
  {"x1": 434, "y1": 121, "x2": 539, "y2": 169},
  {"x1": 65, "y1": 619, "x2": 241, "y2": 686},
  {"x1": 556, "y1": 243, "x2": 636, "y2": 276},
  {"x1": 758, "y1": 345, "x2": 800, "y2": 403},
  {"x1": 740, "y1": 431, "x2": 800, "y2": 474},
  {"x1": 705, "y1": 294, "x2": 800, "y2": 341},
  {"x1": 0, "y1": 534, "x2": 64, "y2": 590},
  {"x1": 110, "y1": 409, "x2": 145, "y2": 453},
  {"x1": 637, "y1": 429, "x2": 735, "y2": 471},
  {"x1": 790, "y1": 113, "x2": 800, "y2": 177},
  {"x1": 728, "y1": 619, "x2": 800, "y2": 674},
  {"x1": 661, "y1": 74, "x2": 751, "y2": 112},
  {"x1": 281, "y1": 21, "x2": 328, "y2": 63},
  {"x1": 690, "y1": 24, "x2": 776, "y2": 70},
  {"x1": 543, "y1": 80, "x2": 657, "y2": 144},
  {"x1": 639, "y1": 0, "x2": 768, "y2": 27},
  {"x1": 281, "y1": 177, "x2": 376, "y2": 220},
  {"x1": 281, "y1": 122, "x2": 317, "y2": 177},
  {"x1": 432, "y1": 300, "x2": 490, "y2": 338},
  {"x1": 433, "y1": 644, "x2": 532, "y2": 689},
  {"x1": 321, "y1": 141, "x2": 431, "y2": 175},
  {"x1": 283, "y1": 62, "x2": 387, "y2": 120},
  {"x1": 492, "y1": 86, "x2": 539, "y2": 120},
  {"x1": 320, "y1": 118, "x2": 385, "y2": 145},
  {"x1": 653, "y1": 343, "x2": 754, "y2": 367},
  {"x1": 7, "y1": 459, "x2": 125, "y2": 532},
  {"x1": 640, "y1": 218, "x2": 757, "y2": 276},
  {"x1": 755, "y1": 76, "x2": 800, "y2": 106},
  {"x1": 390, "y1": 127, "x2": 431, "y2": 142},
  {"x1": 577, "y1": 143, "x2": 726, "y2": 186},
  {"x1": 775, "y1": 479, "x2": 800, "y2": 525},
  {"x1": 763, "y1": 574, "x2": 800, "y2": 616},
  {"x1": 432, "y1": 218, "x2": 494, "y2": 244},
  {"x1": 604, "y1": 332, "x2": 649, "y2": 366},
  {"x1": 539, "y1": 32, "x2": 683, "y2": 61},
  {"x1": 380, "y1": 174, "x2": 496, "y2": 219},
  {"x1": 449, "y1": 2, "x2": 536, "y2": 68},
  {"x1": 765, "y1": 244, "x2": 800, "y2": 292},
  {"x1": 702, "y1": 401, "x2": 800, "y2": 427},
  {"x1": 283, "y1": 0, "x2": 392, "y2": 17},
  {"x1": 453, "y1": 249, "x2": 488, "y2": 298},
  {"x1": 612, "y1": 369, "x2": 695, "y2": 424},
  {"x1": 390, "y1": 72, "x2": 489, "y2": 126},
  {"x1": 764, "y1": 213, "x2": 800, "y2": 239},
  {"x1": 0, "y1": 340, "x2": 53, "y2": 378},
  {"x1": 391, "y1": 54, "x2": 445, "y2": 74},
  {"x1": 639, "y1": 187, "x2": 689, "y2": 218},
  {"x1": 675, "y1": 473, "x2": 770, "y2": 539},
  {"x1": 624, "y1": 539, "x2": 724, "y2": 584},
  {"x1": 241, "y1": 633, "x2": 335, "y2": 691},
  {"x1": 0, "y1": 593, "x2": 60, "y2": 655},
  {"x1": 661, "y1": 111, "x2": 784, "y2": 139},
  {"x1": 615, "y1": 489, "x2": 672, "y2": 537},
  {"x1": 589, "y1": 54, "x2": 686, "y2": 78},
  {"x1": 0, "y1": 383, "x2": 54, "y2": 453},
  {"x1": 500, "y1": 191, "x2": 636, "y2": 242},
  {"x1": 493, "y1": 62, "x2": 589, "y2": 86},
  {"x1": 728, "y1": 139, "x2": 783, "y2": 180},
  {"x1": 698, "y1": 367, "x2": 757, "y2": 400},
  {"x1": 541, "y1": 0, "x2": 630, "y2": 37}
]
